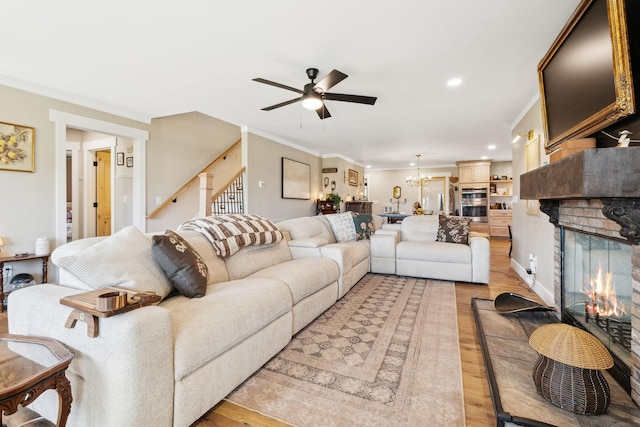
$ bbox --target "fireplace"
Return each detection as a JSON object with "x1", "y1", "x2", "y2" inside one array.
[
  {"x1": 561, "y1": 227, "x2": 632, "y2": 385},
  {"x1": 520, "y1": 147, "x2": 640, "y2": 407}
]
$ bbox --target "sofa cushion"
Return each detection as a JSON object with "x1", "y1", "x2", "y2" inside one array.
[
  {"x1": 400, "y1": 215, "x2": 439, "y2": 242},
  {"x1": 162, "y1": 278, "x2": 292, "y2": 381},
  {"x1": 175, "y1": 230, "x2": 230, "y2": 285},
  {"x1": 396, "y1": 240, "x2": 472, "y2": 263},
  {"x1": 152, "y1": 231, "x2": 208, "y2": 298},
  {"x1": 55, "y1": 226, "x2": 173, "y2": 299},
  {"x1": 249, "y1": 258, "x2": 339, "y2": 304},
  {"x1": 224, "y1": 240, "x2": 293, "y2": 281},
  {"x1": 277, "y1": 216, "x2": 335, "y2": 242},
  {"x1": 352, "y1": 213, "x2": 375, "y2": 240},
  {"x1": 326, "y1": 212, "x2": 357, "y2": 242},
  {"x1": 436, "y1": 214, "x2": 471, "y2": 245}
]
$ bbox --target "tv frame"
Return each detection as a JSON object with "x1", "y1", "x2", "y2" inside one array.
[{"x1": 538, "y1": 0, "x2": 635, "y2": 153}]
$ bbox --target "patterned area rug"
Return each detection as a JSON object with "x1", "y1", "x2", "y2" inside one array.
[{"x1": 226, "y1": 274, "x2": 465, "y2": 426}]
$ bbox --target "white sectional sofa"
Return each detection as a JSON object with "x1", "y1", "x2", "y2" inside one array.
[
  {"x1": 7, "y1": 212, "x2": 489, "y2": 427},
  {"x1": 370, "y1": 215, "x2": 491, "y2": 284},
  {"x1": 8, "y1": 225, "x2": 340, "y2": 427},
  {"x1": 276, "y1": 214, "x2": 380, "y2": 298}
]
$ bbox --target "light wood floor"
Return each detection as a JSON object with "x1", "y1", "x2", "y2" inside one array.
[{"x1": 0, "y1": 239, "x2": 542, "y2": 427}]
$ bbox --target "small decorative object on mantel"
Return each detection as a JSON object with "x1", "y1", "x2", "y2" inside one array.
[{"x1": 529, "y1": 323, "x2": 614, "y2": 415}]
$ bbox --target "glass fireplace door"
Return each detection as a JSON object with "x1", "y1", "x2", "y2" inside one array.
[{"x1": 562, "y1": 229, "x2": 632, "y2": 367}]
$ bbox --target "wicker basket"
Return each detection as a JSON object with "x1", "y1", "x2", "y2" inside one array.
[{"x1": 532, "y1": 354, "x2": 611, "y2": 415}]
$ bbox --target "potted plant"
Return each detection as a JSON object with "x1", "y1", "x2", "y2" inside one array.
[{"x1": 325, "y1": 193, "x2": 342, "y2": 211}]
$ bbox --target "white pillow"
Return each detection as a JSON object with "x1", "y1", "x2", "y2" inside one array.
[
  {"x1": 56, "y1": 226, "x2": 173, "y2": 299},
  {"x1": 326, "y1": 212, "x2": 357, "y2": 243}
]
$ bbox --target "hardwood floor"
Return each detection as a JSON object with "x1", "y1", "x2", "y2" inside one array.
[{"x1": 0, "y1": 239, "x2": 543, "y2": 426}]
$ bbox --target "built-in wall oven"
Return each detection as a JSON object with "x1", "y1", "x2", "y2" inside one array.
[{"x1": 460, "y1": 186, "x2": 488, "y2": 222}]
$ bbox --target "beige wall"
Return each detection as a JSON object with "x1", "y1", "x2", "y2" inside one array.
[
  {"x1": 511, "y1": 98, "x2": 555, "y2": 305},
  {"x1": 245, "y1": 131, "x2": 322, "y2": 221},
  {"x1": 320, "y1": 157, "x2": 365, "y2": 212},
  {"x1": 0, "y1": 84, "x2": 148, "y2": 281},
  {"x1": 146, "y1": 112, "x2": 241, "y2": 231}
]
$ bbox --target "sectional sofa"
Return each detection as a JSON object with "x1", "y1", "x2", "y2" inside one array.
[{"x1": 7, "y1": 212, "x2": 489, "y2": 427}]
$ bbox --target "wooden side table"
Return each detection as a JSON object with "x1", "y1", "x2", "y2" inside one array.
[
  {"x1": 0, "y1": 334, "x2": 74, "y2": 427},
  {"x1": 0, "y1": 253, "x2": 50, "y2": 313}
]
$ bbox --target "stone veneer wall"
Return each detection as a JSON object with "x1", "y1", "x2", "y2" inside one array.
[{"x1": 554, "y1": 199, "x2": 640, "y2": 406}]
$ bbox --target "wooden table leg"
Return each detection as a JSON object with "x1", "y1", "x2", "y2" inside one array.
[{"x1": 55, "y1": 372, "x2": 73, "y2": 427}]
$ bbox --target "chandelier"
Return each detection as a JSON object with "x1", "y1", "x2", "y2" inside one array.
[{"x1": 405, "y1": 154, "x2": 431, "y2": 187}]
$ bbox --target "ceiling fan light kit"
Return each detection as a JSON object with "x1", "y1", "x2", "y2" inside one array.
[
  {"x1": 301, "y1": 92, "x2": 323, "y2": 110},
  {"x1": 253, "y1": 68, "x2": 377, "y2": 120}
]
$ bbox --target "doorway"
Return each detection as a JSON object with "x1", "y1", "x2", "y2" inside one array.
[
  {"x1": 52, "y1": 110, "x2": 148, "y2": 250},
  {"x1": 95, "y1": 150, "x2": 111, "y2": 236}
]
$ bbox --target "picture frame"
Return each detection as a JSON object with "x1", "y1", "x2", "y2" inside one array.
[
  {"x1": 525, "y1": 136, "x2": 540, "y2": 172},
  {"x1": 117, "y1": 152, "x2": 124, "y2": 166},
  {"x1": 126, "y1": 156, "x2": 133, "y2": 168},
  {"x1": 282, "y1": 157, "x2": 310, "y2": 199},
  {"x1": 0, "y1": 121, "x2": 35, "y2": 172},
  {"x1": 348, "y1": 169, "x2": 358, "y2": 187}
]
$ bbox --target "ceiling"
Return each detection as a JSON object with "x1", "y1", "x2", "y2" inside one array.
[{"x1": 1, "y1": 0, "x2": 582, "y2": 170}]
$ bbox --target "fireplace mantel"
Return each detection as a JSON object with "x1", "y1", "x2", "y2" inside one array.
[{"x1": 521, "y1": 147, "x2": 640, "y2": 243}]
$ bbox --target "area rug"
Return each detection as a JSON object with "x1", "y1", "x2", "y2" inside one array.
[{"x1": 226, "y1": 274, "x2": 465, "y2": 426}]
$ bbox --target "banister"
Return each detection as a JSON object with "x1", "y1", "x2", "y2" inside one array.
[
  {"x1": 211, "y1": 167, "x2": 246, "y2": 201},
  {"x1": 147, "y1": 139, "x2": 241, "y2": 218}
]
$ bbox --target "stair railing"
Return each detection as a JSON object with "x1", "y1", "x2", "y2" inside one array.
[{"x1": 147, "y1": 138, "x2": 241, "y2": 219}]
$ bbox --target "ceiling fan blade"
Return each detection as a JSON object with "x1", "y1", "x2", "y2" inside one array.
[
  {"x1": 323, "y1": 92, "x2": 377, "y2": 105},
  {"x1": 261, "y1": 97, "x2": 302, "y2": 111},
  {"x1": 253, "y1": 78, "x2": 303, "y2": 94},
  {"x1": 316, "y1": 104, "x2": 331, "y2": 120},
  {"x1": 314, "y1": 70, "x2": 348, "y2": 92}
]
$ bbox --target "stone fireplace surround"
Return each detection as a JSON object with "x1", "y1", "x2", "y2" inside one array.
[{"x1": 521, "y1": 147, "x2": 640, "y2": 407}]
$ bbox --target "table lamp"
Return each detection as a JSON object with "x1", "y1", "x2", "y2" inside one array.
[{"x1": 529, "y1": 323, "x2": 613, "y2": 415}]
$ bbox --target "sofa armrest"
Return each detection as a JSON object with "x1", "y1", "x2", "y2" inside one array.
[
  {"x1": 8, "y1": 285, "x2": 174, "y2": 427},
  {"x1": 469, "y1": 236, "x2": 491, "y2": 284},
  {"x1": 370, "y1": 233, "x2": 400, "y2": 274}
]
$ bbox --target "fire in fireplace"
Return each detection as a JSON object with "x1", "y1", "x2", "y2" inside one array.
[{"x1": 562, "y1": 228, "x2": 632, "y2": 382}]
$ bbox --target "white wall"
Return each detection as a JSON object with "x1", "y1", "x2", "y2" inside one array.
[{"x1": 511, "y1": 98, "x2": 556, "y2": 305}]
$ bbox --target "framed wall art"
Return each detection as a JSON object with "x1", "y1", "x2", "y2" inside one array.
[
  {"x1": 126, "y1": 156, "x2": 133, "y2": 167},
  {"x1": 0, "y1": 121, "x2": 35, "y2": 172},
  {"x1": 282, "y1": 157, "x2": 310, "y2": 199},
  {"x1": 117, "y1": 152, "x2": 124, "y2": 166},
  {"x1": 348, "y1": 169, "x2": 358, "y2": 187}
]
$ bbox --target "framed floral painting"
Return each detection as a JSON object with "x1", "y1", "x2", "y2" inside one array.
[{"x1": 0, "y1": 121, "x2": 35, "y2": 172}]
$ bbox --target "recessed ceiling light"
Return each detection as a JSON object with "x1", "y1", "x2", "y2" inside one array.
[
  {"x1": 488, "y1": 145, "x2": 496, "y2": 150},
  {"x1": 481, "y1": 155, "x2": 488, "y2": 160},
  {"x1": 447, "y1": 78, "x2": 462, "y2": 87},
  {"x1": 410, "y1": 162, "x2": 415, "y2": 166},
  {"x1": 366, "y1": 165, "x2": 371, "y2": 168}
]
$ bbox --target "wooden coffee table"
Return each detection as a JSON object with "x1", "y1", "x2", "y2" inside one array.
[{"x1": 0, "y1": 334, "x2": 74, "y2": 427}]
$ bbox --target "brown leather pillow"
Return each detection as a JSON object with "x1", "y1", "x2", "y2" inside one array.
[{"x1": 152, "y1": 231, "x2": 208, "y2": 298}]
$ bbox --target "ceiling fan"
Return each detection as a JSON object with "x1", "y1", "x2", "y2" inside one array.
[{"x1": 253, "y1": 68, "x2": 377, "y2": 120}]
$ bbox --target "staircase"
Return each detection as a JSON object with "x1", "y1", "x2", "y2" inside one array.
[{"x1": 147, "y1": 139, "x2": 244, "y2": 226}]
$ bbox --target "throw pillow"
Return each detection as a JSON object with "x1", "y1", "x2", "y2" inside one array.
[
  {"x1": 326, "y1": 212, "x2": 357, "y2": 243},
  {"x1": 56, "y1": 226, "x2": 174, "y2": 299},
  {"x1": 352, "y1": 213, "x2": 375, "y2": 240},
  {"x1": 152, "y1": 231, "x2": 209, "y2": 298},
  {"x1": 436, "y1": 214, "x2": 472, "y2": 245}
]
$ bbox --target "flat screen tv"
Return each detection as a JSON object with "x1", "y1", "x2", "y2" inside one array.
[{"x1": 538, "y1": 0, "x2": 636, "y2": 153}]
